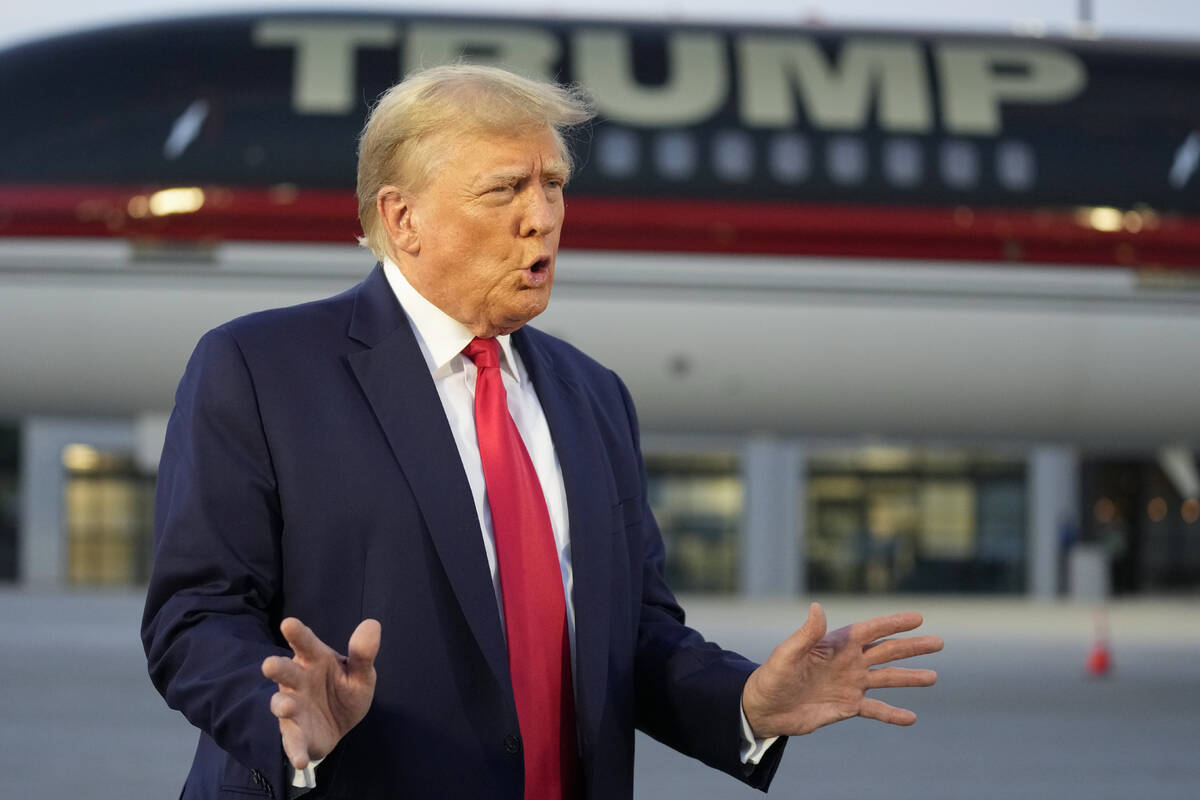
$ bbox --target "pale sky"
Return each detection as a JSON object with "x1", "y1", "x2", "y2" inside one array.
[{"x1": 3, "y1": 0, "x2": 1200, "y2": 50}]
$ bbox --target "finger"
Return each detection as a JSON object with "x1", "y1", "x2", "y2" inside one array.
[
  {"x1": 262, "y1": 654, "x2": 305, "y2": 687},
  {"x1": 865, "y1": 667, "x2": 938, "y2": 689},
  {"x1": 849, "y1": 612, "x2": 925, "y2": 645},
  {"x1": 279, "y1": 718, "x2": 311, "y2": 770},
  {"x1": 859, "y1": 698, "x2": 917, "y2": 726},
  {"x1": 270, "y1": 690, "x2": 299, "y2": 720},
  {"x1": 863, "y1": 635, "x2": 945, "y2": 665},
  {"x1": 774, "y1": 603, "x2": 827, "y2": 664},
  {"x1": 280, "y1": 617, "x2": 331, "y2": 662},
  {"x1": 347, "y1": 618, "x2": 382, "y2": 676}
]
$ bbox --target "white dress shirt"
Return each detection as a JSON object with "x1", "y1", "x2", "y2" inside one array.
[
  {"x1": 381, "y1": 258, "x2": 578, "y2": 662},
  {"x1": 290, "y1": 260, "x2": 770, "y2": 792}
]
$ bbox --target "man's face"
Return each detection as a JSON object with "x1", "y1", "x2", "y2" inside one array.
[{"x1": 397, "y1": 126, "x2": 568, "y2": 338}]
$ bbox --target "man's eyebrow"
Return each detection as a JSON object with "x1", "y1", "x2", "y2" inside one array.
[
  {"x1": 477, "y1": 161, "x2": 571, "y2": 185},
  {"x1": 477, "y1": 169, "x2": 528, "y2": 185},
  {"x1": 542, "y1": 160, "x2": 570, "y2": 180}
]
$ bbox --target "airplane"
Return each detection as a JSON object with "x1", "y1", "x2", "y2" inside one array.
[
  {"x1": 2, "y1": 9, "x2": 1198, "y2": 442},
  {"x1": 3, "y1": 9, "x2": 1200, "y2": 596}
]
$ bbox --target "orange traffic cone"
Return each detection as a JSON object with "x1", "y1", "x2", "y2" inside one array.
[{"x1": 1085, "y1": 610, "x2": 1112, "y2": 677}]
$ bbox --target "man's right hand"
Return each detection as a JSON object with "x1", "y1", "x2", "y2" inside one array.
[{"x1": 262, "y1": 617, "x2": 382, "y2": 770}]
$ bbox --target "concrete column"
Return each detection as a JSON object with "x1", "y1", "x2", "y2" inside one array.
[
  {"x1": 18, "y1": 417, "x2": 135, "y2": 586},
  {"x1": 740, "y1": 436, "x2": 805, "y2": 598},
  {"x1": 1027, "y1": 445, "x2": 1079, "y2": 600}
]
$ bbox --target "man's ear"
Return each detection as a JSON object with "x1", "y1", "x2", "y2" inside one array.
[{"x1": 377, "y1": 187, "x2": 419, "y2": 256}]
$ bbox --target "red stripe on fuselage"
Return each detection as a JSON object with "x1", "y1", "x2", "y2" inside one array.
[{"x1": 0, "y1": 185, "x2": 1195, "y2": 268}]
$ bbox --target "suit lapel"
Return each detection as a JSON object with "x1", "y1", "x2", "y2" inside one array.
[
  {"x1": 345, "y1": 265, "x2": 512, "y2": 697},
  {"x1": 515, "y1": 330, "x2": 613, "y2": 743}
]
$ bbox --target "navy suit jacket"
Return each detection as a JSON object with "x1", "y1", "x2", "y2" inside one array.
[{"x1": 142, "y1": 264, "x2": 785, "y2": 799}]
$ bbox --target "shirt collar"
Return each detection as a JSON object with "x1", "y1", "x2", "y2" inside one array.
[{"x1": 381, "y1": 258, "x2": 520, "y2": 381}]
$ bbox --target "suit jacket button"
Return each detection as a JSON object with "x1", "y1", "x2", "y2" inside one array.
[{"x1": 503, "y1": 733, "x2": 522, "y2": 755}]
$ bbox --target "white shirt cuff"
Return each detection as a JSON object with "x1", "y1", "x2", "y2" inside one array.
[
  {"x1": 739, "y1": 700, "x2": 779, "y2": 765},
  {"x1": 290, "y1": 757, "x2": 322, "y2": 789}
]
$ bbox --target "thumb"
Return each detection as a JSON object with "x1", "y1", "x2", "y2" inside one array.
[
  {"x1": 346, "y1": 618, "x2": 381, "y2": 675},
  {"x1": 780, "y1": 602, "x2": 827, "y2": 663}
]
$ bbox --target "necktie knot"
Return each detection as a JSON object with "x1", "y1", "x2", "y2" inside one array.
[{"x1": 463, "y1": 336, "x2": 500, "y2": 370}]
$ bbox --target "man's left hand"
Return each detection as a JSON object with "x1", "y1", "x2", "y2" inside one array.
[{"x1": 741, "y1": 603, "x2": 943, "y2": 739}]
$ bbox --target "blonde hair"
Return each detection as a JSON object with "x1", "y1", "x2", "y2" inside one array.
[{"x1": 356, "y1": 64, "x2": 595, "y2": 260}]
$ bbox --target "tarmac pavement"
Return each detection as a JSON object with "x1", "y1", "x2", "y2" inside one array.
[{"x1": 1, "y1": 589, "x2": 1196, "y2": 799}]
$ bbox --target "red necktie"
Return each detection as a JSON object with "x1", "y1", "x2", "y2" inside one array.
[{"x1": 462, "y1": 337, "x2": 579, "y2": 800}]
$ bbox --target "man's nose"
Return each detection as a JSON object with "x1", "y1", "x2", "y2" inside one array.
[{"x1": 520, "y1": 187, "x2": 559, "y2": 238}]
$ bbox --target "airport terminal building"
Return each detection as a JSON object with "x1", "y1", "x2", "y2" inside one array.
[{"x1": 2, "y1": 12, "x2": 1199, "y2": 598}]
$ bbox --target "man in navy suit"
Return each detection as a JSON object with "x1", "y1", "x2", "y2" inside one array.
[{"x1": 142, "y1": 64, "x2": 942, "y2": 800}]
